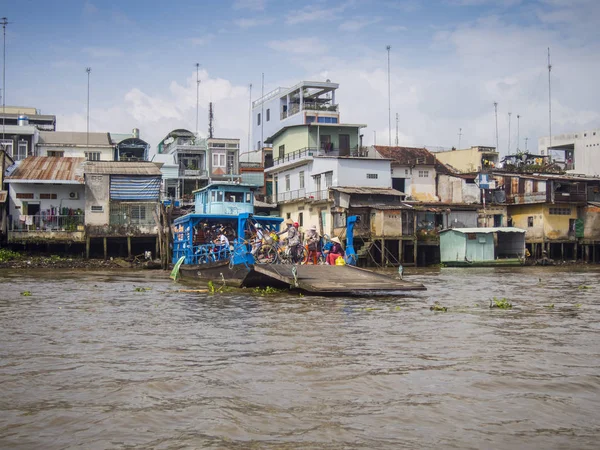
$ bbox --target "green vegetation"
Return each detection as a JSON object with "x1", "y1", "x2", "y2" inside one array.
[
  {"x1": 544, "y1": 304, "x2": 554, "y2": 309},
  {"x1": 21, "y1": 291, "x2": 32, "y2": 296},
  {"x1": 134, "y1": 287, "x2": 151, "y2": 292},
  {"x1": 430, "y1": 302, "x2": 447, "y2": 312},
  {"x1": 253, "y1": 286, "x2": 282, "y2": 296},
  {"x1": 0, "y1": 249, "x2": 21, "y2": 262},
  {"x1": 490, "y1": 297, "x2": 512, "y2": 309},
  {"x1": 578, "y1": 285, "x2": 591, "y2": 290}
]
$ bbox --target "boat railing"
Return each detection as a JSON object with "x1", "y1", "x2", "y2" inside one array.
[{"x1": 188, "y1": 243, "x2": 232, "y2": 264}]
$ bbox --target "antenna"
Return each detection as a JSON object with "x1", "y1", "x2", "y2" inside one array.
[
  {"x1": 516, "y1": 114, "x2": 521, "y2": 152},
  {"x1": 548, "y1": 48, "x2": 552, "y2": 149},
  {"x1": 195, "y1": 63, "x2": 200, "y2": 136},
  {"x1": 247, "y1": 83, "x2": 252, "y2": 160},
  {"x1": 208, "y1": 102, "x2": 214, "y2": 139},
  {"x1": 458, "y1": 127, "x2": 462, "y2": 149},
  {"x1": 493, "y1": 102, "x2": 499, "y2": 153},
  {"x1": 373, "y1": 130, "x2": 376, "y2": 146},
  {"x1": 525, "y1": 137, "x2": 528, "y2": 151},
  {"x1": 386, "y1": 45, "x2": 391, "y2": 147},
  {"x1": 395, "y1": 112, "x2": 399, "y2": 146},
  {"x1": 1, "y1": 17, "x2": 11, "y2": 145},
  {"x1": 508, "y1": 112, "x2": 512, "y2": 154},
  {"x1": 86, "y1": 67, "x2": 91, "y2": 155},
  {"x1": 261, "y1": 73, "x2": 264, "y2": 151}
]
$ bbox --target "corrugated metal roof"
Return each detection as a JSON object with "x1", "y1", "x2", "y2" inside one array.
[
  {"x1": 332, "y1": 186, "x2": 405, "y2": 196},
  {"x1": 39, "y1": 131, "x2": 112, "y2": 147},
  {"x1": 6, "y1": 157, "x2": 85, "y2": 183},
  {"x1": 84, "y1": 161, "x2": 162, "y2": 175},
  {"x1": 375, "y1": 145, "x2": 453, "y2": 174},
  {"x1": 440, "y1": 227, "x2": 526, "y2": 234}
]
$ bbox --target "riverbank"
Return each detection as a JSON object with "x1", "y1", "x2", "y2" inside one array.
[{"x1": 0, "y1": 249, "x2": 162, "y2": 270}]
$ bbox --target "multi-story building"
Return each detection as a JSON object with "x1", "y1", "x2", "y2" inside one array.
[
  {"x1": 0, "y1": 149, "x2": 14, "y2": 239},
  {"x1": 154, "y1": 129, "x2": 240, "y2": 206},
  {"x1": 0, "y1": 106, "x2": 56, "y2": 131},
  {"x1": 251, "y1": 80, "x2": 340, "y2": 151},
  {"x1": 36, "y1": 131, "x2": 114, "y2": 161},
  {"x1": 538, "y1": 128, "x2": 600, "y2": 176},
  {"x1": 432, "y1": 146, "x2": 499, "y2": 173},
  {"x1": 110, "y1": 128, "x2": 150, "y2": 161}
]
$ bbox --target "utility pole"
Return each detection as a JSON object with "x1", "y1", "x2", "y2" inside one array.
[
  {"x1": 548, "y1": 48, "x2": 552, "y2": 149},
  {"x1": 195, "y1": 63, "x2": 200, "y2": 136},
  {"x1": 261, "y1": 73, "x2": 264, "y2": 150},
  {"x1": 508, "y1": 112, "x2": 512, "y2": 154},
  {"x1": 517, "y1": 114, "x2": 521, "y2": 152},
  {"x1": 1, "y1": 17, "x2": 10, "y2": 145},
  {"x1": 386, "y1": 45, "x2": 391, "y2": 147},
  {"x1": 493, "y1": 102, "x2": 499, "y2": 153},
  {"x1": 525, "y1": 137, "x2": 528, "y2": 151},
  {"x1": 395, "y1": 112, "x2": 399, "y2": 146},
  {"x1": 86, "y1": 67, "x2": 91, "y2": 154},
  {"x1": 458, "y1": 127, "x2": 462, "y2": 149},
  {"x1": 373, "y1": 130, "x2": 376, "y2": 146},
  {"x1": 247, "y1": 83, "x2": 252, "y2": 158}
]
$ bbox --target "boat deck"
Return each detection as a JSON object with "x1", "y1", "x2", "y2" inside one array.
[{"x1": 248, "y1": 264, "x2": 426, "y2": 295}]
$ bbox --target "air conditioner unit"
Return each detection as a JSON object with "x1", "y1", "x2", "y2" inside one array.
[{"x1": 69, "y1": 192, "x2": 80, "y2": 200}]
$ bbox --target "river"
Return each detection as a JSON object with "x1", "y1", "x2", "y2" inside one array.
[{"x1": 0, "y1": 266, "x2": 599, "y2": 449}]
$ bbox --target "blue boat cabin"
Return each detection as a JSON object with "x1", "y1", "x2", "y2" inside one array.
[{"x1": 194, "y1": 183, "x2": 255, "y2": 215}]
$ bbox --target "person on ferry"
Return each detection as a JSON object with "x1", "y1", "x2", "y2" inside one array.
[
  {"x1": 305, "y1": 225, "x2": 320, "y2": 265},
  {"x1": 213, "y1": 226, "x2": 230, "y2": 258},
  {"x1": 327, "y1": 237, "x2": 344, "y2": 266}
]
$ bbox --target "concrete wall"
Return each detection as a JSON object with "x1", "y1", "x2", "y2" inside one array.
[
  {"x1": 85, "y1": 174, "x2": 110, "y2": 226},
  {"x1": 406, "y1": 165, "x2": 437, "y2": 201},
  {"x1": 478, "y1": 205, "x2": 508, "y2": 227},
  {"x1": 543, "y1": 205, "x2": 577, "y2": 241},
  {"x1": 446, "y1": 211, "x2": 478, "y2": 228},
  {"x1": 370, "y1": 209, "x2": 403, "y2": 237},
  {"x1": 583, "y1": 204, "x2": 600, "y2": 241},
  {"x1": 8, "y1": 183, "x2": 85, "y2": 219},
  {"x1": 37, "y1": 145, "x2": 113, "y2": 161},
  {"x1": 278, "y1": 201, "x2": 332, "y2": 236},
  {"x1": 434, "y1": 149, "x2": 479, "y2": 172},
  {"x1": 538, "y1": 128, "x2": 600, "y2": 176},
  {"x1": 438, "y1": 174, "x2": 480, "y2": 204},
  {"x1": 508, "y1": 204, "x2": 545, "y2": 241},
  {"x1": 272, "y1": 127, "x2": 312, "y2": 155}
]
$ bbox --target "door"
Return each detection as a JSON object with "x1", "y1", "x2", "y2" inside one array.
[{"x1": 339, "y1": 134, "x2": 350, "y2": 156}]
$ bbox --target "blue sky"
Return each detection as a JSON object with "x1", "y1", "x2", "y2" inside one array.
[{"x1": 2, "y1": 0, "x2": 599, "y2": 154}]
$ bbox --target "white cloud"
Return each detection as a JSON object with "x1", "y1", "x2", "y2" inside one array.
[
  {"x1": 82, "y1": 47, "x2": 124, "y2": 58},
  {"x1": 190, "y1": 34, "x2": 215, "y2": 46},
  {"x1": 339, "y1": 17, "x2": 382, "y2": 32},
  {"x1": 232, "y1": 0, "x2": 266, "y2": 11},
  {"x1": 285, "y1": 3, "x2": 350, "y2": 25},
  {"x1": 385, "y1": 25, "x2": 408, "y2": 32},
  {"x1": 233, "y1": 17, "x2": 275, "y2": 28},
  {"x1": 267, "y1": 38, "x2": 328, "y2": 55}
]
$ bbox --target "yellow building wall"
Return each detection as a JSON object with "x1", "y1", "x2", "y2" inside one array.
[
  {"x1": 278, "y1": 201, "x2": 332, "y2": 236},
  {"x1": 508, "y1": 204, "x2": 545, "y2": 241},
  {"x1": 272, "y1": 127, "x2": 312, "y2": 155},
  {"x1": 543, "y1": 205, "x2": 577, "y2": 241},
  {"x1": 434, "y1": 149, "x2": 479, "y2": 172},
  {"x1": 583, "y1": 205, "x2": 600, "y2": 241}
]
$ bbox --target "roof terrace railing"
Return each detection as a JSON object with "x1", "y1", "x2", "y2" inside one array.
[{"x1": 274, "y1": 146, "x2": 366, "y2": 166}]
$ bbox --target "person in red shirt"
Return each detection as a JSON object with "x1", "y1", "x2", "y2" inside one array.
[{"x1": 327, "y1": 237, "x2": 344, "y2": 265}]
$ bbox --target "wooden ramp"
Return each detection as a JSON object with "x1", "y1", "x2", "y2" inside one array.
[{"x1": 248, "y1": 265, "x2": 426, "y2": 295}]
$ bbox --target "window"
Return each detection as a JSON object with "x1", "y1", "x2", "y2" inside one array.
[
  {"x1": 527, "y1": 216, "x2": 534, "y2": 227},
  {"x1": 314, "y1": 174, "x2": 322, "y2": 192},
  {"x1": 16, "y1": 193, "x2": 34, "y2": 199},
  {"x1": 298, "y1": 212, "x2": 303, "y2": 226},
  {"x1": 39, "y1": 193, "x2": 58, "y2": 200},
  {"x1": 285, "y1": 174, "x2": 290, "y2": 191},
  {"x1": 325, "y1": 171, "x2": 333, "y2": 187},
  {"x1": 225, "y1": 191, "x2": 243, "y2": 202},
  {"x1": 286, "y1": 212, "x2": 291, "y2": 219},
  {"x1": 257, "y1": 113, "x2": 261, "y2": 126},
  {"x1": 0, "y1": 139, "x2": 13, "y2": 158},
  {"x1": 131, "y1": 205, "x2": 146, "y2": 222},
  {"x1": 85, "y1": 151, "x2": 101, "y2": 161},
  {"x1": 266, "y1": 109, "x2": 270, "y2": 122},
  {"x1": 91, "y1": 205, "x2": 104, "y2": 213},
  {"x1": 367, "y1": 173, "x2": 378, "y2": 179},
  {"x1": 227, "y1": 152, "x2": 235, "y2": 174},
  {"x1": 257, "y1": 141, "x2": 261, "y2": 150},
  {"x1": 217, "y1": 191, "x2": 224, "y2": 202},
  {"x1": 418, "y1": 170, "x2": 429, "y2": 178},
  {"x1": 245, "y1": 192, "x2": 252, "y2": 203},
  {"x1": 17, "y1": 141, "x2": 27, "y2": 160},
  {"x1": 212, "y1": 153, "x2": 226, "y2": 167},
  {"x1": 212, "y1": 143, "x2": 226, "y2": 148},
  {"x1": 317, "y1": 116, "x2": 338, "y2": 124},
  {"x1": 549, "y1": 207, "x2": 571, "y2": 215},
  {"x1": 47, "y1": 151, "x2": 64, "y2": 157},
  {"x1": 279, "y1": 145, "x2": 285, "y2": 160},
  {"x1": 306, "y1": 115, "x2": 316, "y2": 124},
  {"x1": 299, "y1": 171, "x2": 305, "y2": 189}
]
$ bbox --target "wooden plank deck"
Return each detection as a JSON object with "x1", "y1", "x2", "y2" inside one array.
[{"x1": 249, "y1": 265, "x2": 426, "y2": 295}]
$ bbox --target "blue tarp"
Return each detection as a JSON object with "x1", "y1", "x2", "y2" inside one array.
[{"x1": 110, "y1": 176, "x2": 160, "y2": 200}]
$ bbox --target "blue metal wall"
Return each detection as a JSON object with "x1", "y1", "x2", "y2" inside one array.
[{"x1": 110, "y1": 176, "x2": 160, "y2": 200}]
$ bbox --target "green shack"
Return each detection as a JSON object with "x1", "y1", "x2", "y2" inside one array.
[{"x1": 440, "y1": 227, "x2": 526, "y2": 267}]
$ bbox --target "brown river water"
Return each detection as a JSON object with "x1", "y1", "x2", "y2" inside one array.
[{"x1": 0, "y1": 266, "x2": 599, "y2": 449}]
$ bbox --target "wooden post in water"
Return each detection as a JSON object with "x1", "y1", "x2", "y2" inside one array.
[
  {"x1": 398, "y1": 239, "x2": 403, "y2": 264},
  {"x1": 86, "y1": 237, "x2": 90, "y2": 259},
  {"x1": 574, "y1": 241, "x2": 578, "y2": 261},
  {"x1": 381, "y1": 239, "x2": 385, "y2": 267},
  {"x1": 561, "y1": 243, "x2": 564, "y2": 261},
  {"x1": 413, "y1": 240, "x2": 418, "y2": 267},
  {"x1": 103, "y1": 237, "x2": 107, "y2": 260},
  {"x1": 127, "y1": 236, "x2": 132, "y2": 258}
]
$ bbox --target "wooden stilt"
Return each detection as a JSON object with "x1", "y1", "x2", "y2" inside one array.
[
  {"x1": 103, "y1": 237, "x2": 108, "y2": 260},
  {"x1": 86, "y1": 237, "x2": 90, "y2": 259},
  {"x1": 127, "y1": 236, "x2": 132, "y2": 258},
  {"x1": 414, "y1": 241, "x2": 418, "y2": 267},
  {"x1": 561, "y1": 243, "x2": 564, "y2": 261},
  {"x1": 398, "y1": 239, "x2": 403, "y2": 264},
  {"x1": 381, "y1": 239, "x2": 385, "y2": 267}
]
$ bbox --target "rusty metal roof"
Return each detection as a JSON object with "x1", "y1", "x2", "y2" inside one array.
[
  {"x1": 374, "y1": 145, "x2": 453, "y2": 174},
  {"x1": 83, "y1": 161, "x2": 162, "y2": 175},
  {"x1": 6, "y1": 157, "x2": 85, "y2": 184}
]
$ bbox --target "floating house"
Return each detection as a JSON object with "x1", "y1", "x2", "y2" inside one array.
[{"x1": 439, "y1": 227, "x2": 526, "y2": 266}]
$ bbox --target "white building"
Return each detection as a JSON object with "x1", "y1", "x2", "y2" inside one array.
[
  {"x1": 37, "y1": 131, "x2": 114, "y2": 161},
  {"x1": 538, "y1": 128, "x2": 600, "y2": 176},
  {"x1": 251, "y1": 80, "x2": 340, "y2": 151}
]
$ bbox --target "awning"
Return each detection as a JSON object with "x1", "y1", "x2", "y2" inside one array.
[{"x1": 0, "y1": 190, "x2": 7, "y2": 203}]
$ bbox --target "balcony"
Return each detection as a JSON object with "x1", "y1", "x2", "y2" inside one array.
[
  {"x1": 276, "y1": 189, "x2": 328, "y2": 203},
  {"x1": 180, "y1": 168, "x2": 208, "y2": 177},
  {"x1": 8, "y1": 215, "x2": 85, "y2": 242},
  {"x1": 273, "y1": 146, "x2": 368, "y2": 167},
  {"x1": 281, "y1": 103, "x2": 339, "y2": 120}
]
